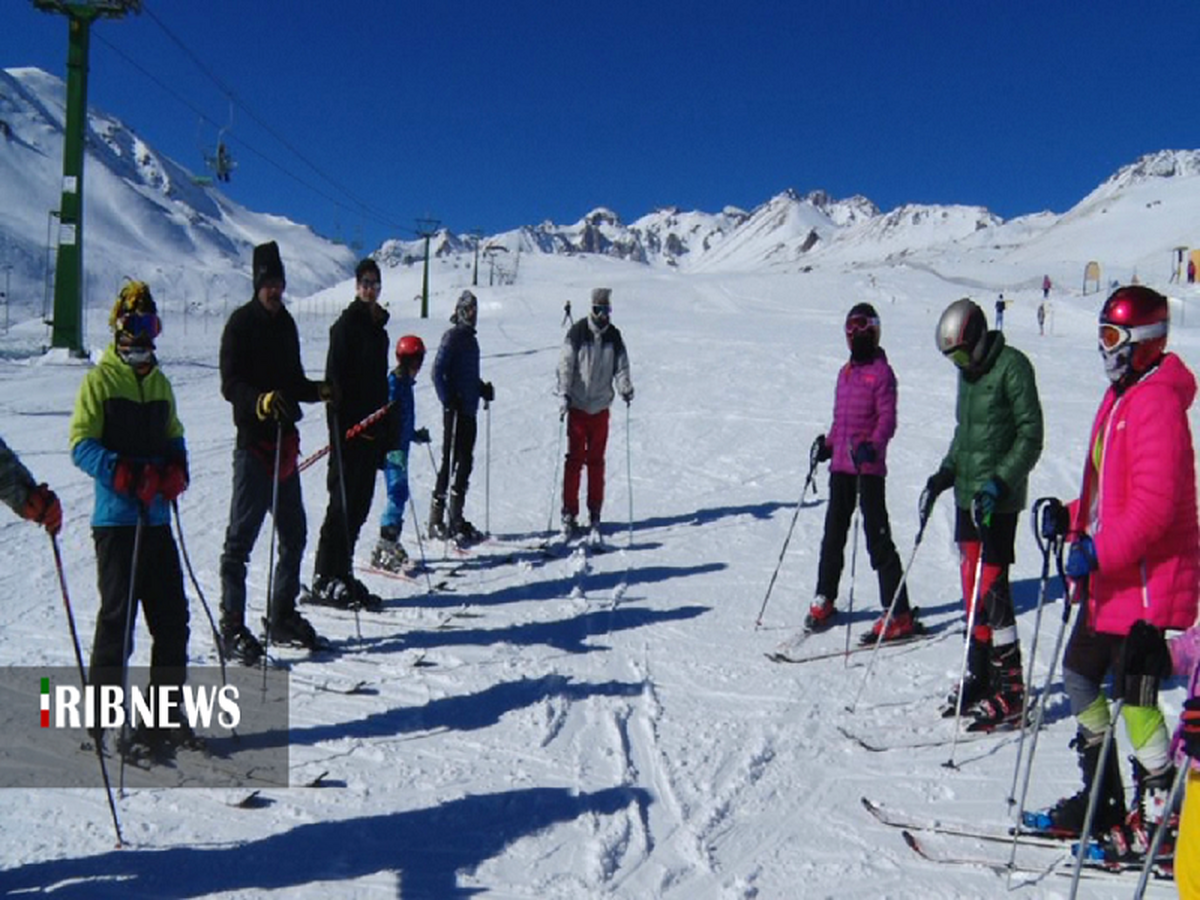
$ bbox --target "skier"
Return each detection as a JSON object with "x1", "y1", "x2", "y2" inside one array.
[
  {"x1": 371, "y1": 334, "x2": 432, "y2": 572},
  {"x1": 1036, "y1": 286, "x2": 1198, "y2": 855},
  {"x1": 0, "y1": 435, "x2": 61, "y2": 535},
  {"x1": 309, "y1": 259, "x2": 390, "y2": 610},
  {"x1": 218, "y1": 241, "x2": 332, "y2": 663},
  {"x1": 1042, "y1": 275, "x2": 1051, "y2": 300},
  {"x1": 428, "y1": 290, "x2": 494, "y2": 545},
  {"x1": 556, "y1": 287, "x2": 633, "y2": 541},
  {"x1": 994, "y1": 294, "x2": 1006, "y2": 331},
  {"x1": 920, "y1": 298, "x2": 1043, "y2": 730},
  {"x1": 795, "y1": 303, "x2": 921, "y2": 645},
  {"x1": 68, "y1": 281, "x2": 198, "y2": 754}
]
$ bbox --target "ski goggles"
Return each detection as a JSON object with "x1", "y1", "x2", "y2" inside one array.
[
  {"x1": 1098, "y1": 321, "x2": 1167, "y2": 352},
  {"x1": 944, "y1": 346, "x2": 973, "y2": 369},
  {"x1": 118, "y1": 312, "x2": 162, "y2": 340},
  {"x1": 845, "y1": 314, "x2": 879, "y2": 336},
  {"x1": 592, "y1": 304, "x2": 611, "y2": 318}
]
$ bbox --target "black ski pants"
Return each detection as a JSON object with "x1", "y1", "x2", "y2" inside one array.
[
  {"x1": 314, "y1": 437, "x2": 379, "y2": 583},
  {"x1": 816, "y1": 472, "x2": 909, "y2": 614},
  {"x1": 433, "y1": 407, "x2": 477, "y2": 504},
  {"x1": 220, "y1": 446, "x2": 307, "y2": 628},
  {"x1": 89, "y1": 524, "x2": 190, "y2": 696}
]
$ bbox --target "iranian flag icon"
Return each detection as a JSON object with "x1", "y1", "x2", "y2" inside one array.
[{"x1": 41, "y1": 677, "x2": 49, "y2": 728}]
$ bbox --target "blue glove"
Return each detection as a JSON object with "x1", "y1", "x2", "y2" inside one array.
[
  {"x1": 971, "y1": 478, "x2": 1003, "y2": 528},
  {"x1": 1065, "y1": 535, "x2": 1098, "y2": 578},
  {"x1": 851, "y1": 441, "x2": 876, "y2": 467}
]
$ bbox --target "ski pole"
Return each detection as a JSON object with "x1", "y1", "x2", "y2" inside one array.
[
  {"x1": 330, "y1": 409, "x2": 362, "y2": 641},
  {"x1": 118, "y1": 508, "x2": 146, "y2": 797},
  {"x1": 846, "y1": 517, "x2": 927, "y2": 712},
  {"x1": 1132, "y1": 761, "x2": 1189, "y2": 899},
  {"x1": 843, "y1": 470, "x2": 862, "y2": 666},
  {"x1": 625, "y1": 400, "x2": 634, "y2": 549},
  {"x1": 50, "y1": 535, "x2": 124, "y2": 847},
  {"x1": 406, "y1": 491, "x2": 434, "y2": 594},
  {"x1": 753, "y1": 478, "x2": 812, "y2": 628},
  {"x1": 1006, "y1": 540, "x2": 1073, "y2": 877},
  {"x1": 547, "y1": 413, "x2": 565, "y2": 535},
  {"x1": 260, "y1": 420, "x2": 283, "y2": 689},
  {"x1": 172, "y1": 500, "x2": 227, "y2": 687},
  {"x1": 1068, "y1": 700, "x2": 1124, "y2": 900},
  {"x1": 484, "y1": 400, "x2": 491, "y2": 536},
  {"x1": 1005, "y1": 501, "x2": 1059, "y2": 808},
  {"x1": 297, "y1": 401, "x2": 393, "y2": 474},
  {"x1": 944, "y1": 516, "x2": 987, "y2": 769}
]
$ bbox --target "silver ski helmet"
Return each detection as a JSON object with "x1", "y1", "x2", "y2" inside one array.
[
  {"x1": 1099, "y1": 285, "x2": 1169, "y2": 385},
  {"x1": 936, "y1": 298, "x2": 987, "y2": 369}
]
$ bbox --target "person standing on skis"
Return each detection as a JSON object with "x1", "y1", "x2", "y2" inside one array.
[
  {"x1": 68, "y1": 281, "x2": 196, "y2": 754},
  {"x1": 219, "y1": 241, "x2": 332, "y2": 663},
  {"x1": 0, "y1": 435, "x2": 62, "y2": 535},
  {"x1": 556, "y1": 287, "x2": 633, "y2": 541},
  {"x1": 428, "y1": 290, "x2": 493, "y2": 546},
  {"x1": 919, "y1": 297, "x2": 1043, "y2": 731},
  {"x1": 371, "y1": 334, "x2": 431, "y2": 572},
  {"x1": 1035, "y1": 285, "x2": 1198, "y2": 855},
  {"x1": 309, "y1": 259, "x2": 390, "y2": 610},
  {"x1": 792, "y1": 303, "x2": 919, "y2": 649}
]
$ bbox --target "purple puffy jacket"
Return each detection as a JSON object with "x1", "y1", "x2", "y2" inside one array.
[{"x1": 826, "y1": 348, "x2": 897, "y2": 477}]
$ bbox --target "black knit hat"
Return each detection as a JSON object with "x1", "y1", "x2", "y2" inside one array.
[{"x1": 252, "y1": 241, "x2": 286, "y2": 292}]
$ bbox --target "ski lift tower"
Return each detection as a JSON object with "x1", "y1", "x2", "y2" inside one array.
[
  {"x1": 415, "y1": 216, "x2": 440, "y2": 319},
  {"x1": 33, "y1": 0, "x2": 142, "y2": 355}
]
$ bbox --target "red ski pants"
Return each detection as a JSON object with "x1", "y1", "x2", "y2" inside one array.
[{"x1": 562, "y1": 407, "x2": 609, "y2": 519}]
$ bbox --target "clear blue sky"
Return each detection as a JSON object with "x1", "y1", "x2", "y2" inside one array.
[{"x1": 6, "y1": 1, "x2": 1197, "y2": 253}]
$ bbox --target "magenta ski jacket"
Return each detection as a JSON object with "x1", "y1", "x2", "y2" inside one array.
[
  {"x1": 825, "y1": 348, "x2": 897, "y2": 477},
  {"x1": 1067, "y1": 352, "x2": 1200, "y2": 635}
]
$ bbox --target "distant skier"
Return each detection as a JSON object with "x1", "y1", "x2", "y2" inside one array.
[
  {"x1": 1042, "y1": 275, "x2": 1051, "y2": 300},
  {"x1": 1035, "y1": 286, "x2": 1198, "y2": 854},
  {"x1": 372, "y1": 334, "x2": 431, "y2": 572},
  {"x1": 1037, "y1": 303, "x2": 1046, "y2": 336},
  {"x1": 562, "y1": 300, "x2": 573, "y2": 327},
  {"x1": 994, "y1": 295, "x2": 1005, "y2": 331},
  {"x1": 784, "y1": 303, "x2": 920, "y2": 651},
  {"x1": 920, "y1": 298, "x2": 1043, "y2": 730},
  {"x1": 556, "y1": 287, "x2": 633, "y2": 542}
]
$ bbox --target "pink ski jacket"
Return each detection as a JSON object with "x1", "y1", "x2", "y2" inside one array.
[
  {"x1": 826, "y1": 349, "x2": 897, "y2": 478},
  {"x1": 1067, "y1": 353, "x2": 1200, "y2": 635}
]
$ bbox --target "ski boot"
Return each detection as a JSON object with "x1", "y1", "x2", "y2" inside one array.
[
  {"x1": 349, "y1": 576, "x2": 384, "y2": 612},
  {"x1": 371, "y1": 535, "x2": 410, "y2": 573},
  {"x1": 804, "y1": 595, "x2": 836, "y2": 632},
  {"x1": 428, "y1": 494, "x2": 448, "y2": 541},
  {"x1": 561, "y1": 511, "x2": 581, "y2": 540},
  {"x1": 221, "y1": 621, "x2": 265, "y2": 667},
  {"x1": 966, "y1": 642, "x2": 1025, "y2": 732},
  {"x1": 941, "y1": 636, "x2": 991, "y2": 717},
  {"x1": 861, "y1": 609, "x2": 921, "y2": 645},
  {"x1": 266, "y1": 610, "x2": 327, "y2": 651},
  {"x1": 304, "y1": 574, "x2": 355, "y2": 609},
  {"x1": 1023, "y1": 729, "x2": 1126, "y2": 837},
  {"x1": 1122, "y1": 758, "x2": 1180, "y2": 858}
]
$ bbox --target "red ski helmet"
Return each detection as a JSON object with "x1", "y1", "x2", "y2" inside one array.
[
  {"x1": 396, "y1": 334, "x2": 425, "y2": 365},
  {"x1": 1098, "y1": 286, "x2": 1168, "y2": 384}
]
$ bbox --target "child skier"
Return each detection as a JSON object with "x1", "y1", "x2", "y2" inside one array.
[
  {"x1": 920, "y1": 298, "x2": 1043, "y2": 730},
  {"x1": 1035, "y1": 286, "x2": 1198, "y2": 857},
  {"x1": 782, "y1": 303, "x2": 919, "y2": 652},
  {"x1": 372, "y1": 334, "x2": 431, "y2": 572}
]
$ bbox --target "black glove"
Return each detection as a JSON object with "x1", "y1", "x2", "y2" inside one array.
[
  {"x1": 412, "y1": 427, "x2": 431, "y2": 444},
  {"x1": 480, "y1": 381, "x2": 495, "y2": 403},
  {"x1": 918, "y1": 468, "x2": 954, "y2": 527},
  {"x1": 1039, "y1": 498, "x2": 1069, "y2": 541},
  {"x1": 1182, "y1": 697, "x2": 1200, "y2": 759},
  {"x1": 1117, "y1": 620, "x2": 1174, "y2": 706},
  {"x1": 810, "y1": 434, "x2": 831, "y2": 468},
  {"x1": 256, "y1": 390, "x2": 297, "y2": 424},
  {"x1": 851, "y1": 441, "x2": 876, "y2": 467}
]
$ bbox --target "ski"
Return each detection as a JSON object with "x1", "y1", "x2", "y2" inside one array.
[
  {"x1": 860, "y1": 797, "x2": 1063, "y2": 849},
  {"x1": 900, "y1": 828, "x2": 1174, "y2": 883},
  {"x1": 293, "y1": 677, "x2": 375, "y2": 696},
  {"x1": 839, "y1": 714, "x2": 1034, "y2": 752},
  {"x1": 766, "y1": 625, "x2": 962, "y2": 664}
]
